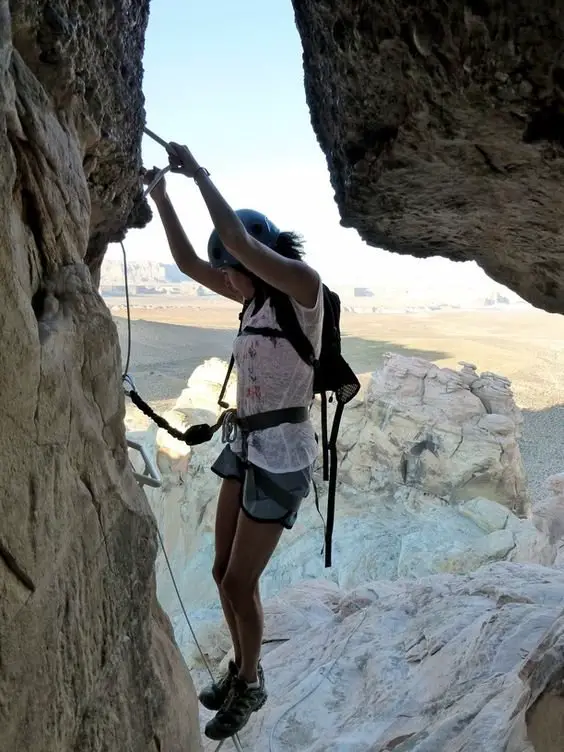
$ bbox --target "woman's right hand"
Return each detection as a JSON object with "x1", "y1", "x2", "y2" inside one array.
[{"x1": 142, "y1": 166, "x2": 167, "y2": 203}]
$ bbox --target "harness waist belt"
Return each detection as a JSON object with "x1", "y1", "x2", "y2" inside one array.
[{"x1": 237, "y1": 406, "x2": 308, "y2": 433}]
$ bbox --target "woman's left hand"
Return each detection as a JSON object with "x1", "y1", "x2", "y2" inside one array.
[{"x1": 167, "y1": 141, "x2": 201, "y2": 178}]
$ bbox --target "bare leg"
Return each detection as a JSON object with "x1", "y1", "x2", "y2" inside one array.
[
  {"x1": 212, "y1": 478, "x2": 243, "y2": 665},
  {"x1": 249, "y1": 585, "x2": 264, "y2": 676},
  {"x1": 221, "y1": 515, "x2": 283, "y2": 683}
]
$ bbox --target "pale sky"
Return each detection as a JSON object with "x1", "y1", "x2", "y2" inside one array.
[{"x1": 105, "y1": 0, "x2": 514, "y2": 294}]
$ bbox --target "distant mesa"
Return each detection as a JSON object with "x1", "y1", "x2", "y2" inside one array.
[
  {"x1": 354, "y1": 287, "x2": 374, "y2": 297},
  {"x1": 485, "y1": 293, "x2": 511, "y2": 306},
  {"x1": 99, "y1": 259, "x2": 196, "y2": 297},
  {"x1": 99, "y1": 258, "x2": 527, "y2": 312},
  {"x1": 162, "y1": 264, "x2": 191, "y2": 283}
]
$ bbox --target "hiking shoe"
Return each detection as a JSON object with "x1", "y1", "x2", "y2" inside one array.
[
  {"x1": 204, "y1": 668, "x2": 267, "y2": 741},
  {"x1": 198, "y1": 659, "x2": 239, "y2": 711}
]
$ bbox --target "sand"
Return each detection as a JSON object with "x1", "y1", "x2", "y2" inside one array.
[{"x1": 112, "y1": 296, "x2": 564, "y2": 503}]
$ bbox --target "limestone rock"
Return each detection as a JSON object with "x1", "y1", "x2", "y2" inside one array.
[
  {"x1": 341, "y1": 352, "x2": 529, "y2": 513},
  {"x1": 238, "y1": 563, "x2": 564, "y2": 751},
  {"x1": 531, "y1": 474, "x2": 564, "y2": 567},
  {"x1": 458, "y1": 496, "x2": 512, "y2": 532},
  {"x1": 291, "y1": 0, "x2": 564, "y2": 313},
  {"x1": 139, "y1": 357, "x2": 553, "y2": 667},
  {"x1": 0, "y1": 3, "x2": 199, "y2": 751},
  {"x1": 8, "y1": 0, "x2": 152, "y2": 281}
]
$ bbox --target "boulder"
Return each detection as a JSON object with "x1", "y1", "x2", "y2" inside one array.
[{"x1": 338, "y1": 353, "x2": 528, "y2": 513}]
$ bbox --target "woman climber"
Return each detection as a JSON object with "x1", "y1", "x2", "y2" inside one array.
[{"x1": 143, "y1": 143, "x2": 323, "y2": 742}]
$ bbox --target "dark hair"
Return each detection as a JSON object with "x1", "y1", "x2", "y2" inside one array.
[
  {"x1": 244, "y1": 230, "x2": 305, "y2": 312},
  {"x1": 273, "y1": 231, "x2": 305, "y2": 261}
]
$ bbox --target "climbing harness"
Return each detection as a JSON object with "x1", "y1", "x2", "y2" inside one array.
[{"x1": 238, "y1": 287, "x2": 360, "y2": 567}]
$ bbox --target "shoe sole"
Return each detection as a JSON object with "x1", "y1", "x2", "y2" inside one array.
[{"x1": 204, "y1": 695, "x2": 268, "y2": 741}]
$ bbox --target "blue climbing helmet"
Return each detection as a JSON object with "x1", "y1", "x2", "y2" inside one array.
[{"x1": 207, "y1": 209, "x2": 280, "y2": 269}]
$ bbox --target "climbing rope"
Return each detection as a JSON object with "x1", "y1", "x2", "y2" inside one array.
[
  {"x1": 119, "y1": 162, "x2": 169, "y2": 379},
  {"x1": 120, "y1": 142, "x2": 244, "y2": 751},
  {"x1": 267, "y1": 610, "x2": 368, "y2": 752},
  {"x1": 120, "y1": 154, "x2": 231, "y2": 449},
  {"x1": 120, "y1": 239, "x2": 132, "y2": 378},
  {"x1": 151, "y1": 511, "x2": 244, "y2": 751},
  {"x1": 155, "y1": 526, "x2": 244, "y2": 752}
]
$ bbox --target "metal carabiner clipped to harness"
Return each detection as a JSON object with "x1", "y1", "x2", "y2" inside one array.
[{"x1": 221, "y1": 409, "x2": 238, "y2": 444}]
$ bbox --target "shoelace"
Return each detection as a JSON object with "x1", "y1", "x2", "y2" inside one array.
[{"x1": 219, "y1": 679, "x2": 255, "y2": 718}]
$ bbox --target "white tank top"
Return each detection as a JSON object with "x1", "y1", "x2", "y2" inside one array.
[{"x1": 229, "y1": 279, "x2": 324, "y2": 473}]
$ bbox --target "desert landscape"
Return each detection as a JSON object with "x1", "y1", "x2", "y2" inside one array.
[{"x1": 112, "y1": 293, "x2": 564, "y2": 503}]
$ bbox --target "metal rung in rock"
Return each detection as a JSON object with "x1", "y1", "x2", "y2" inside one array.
[{"x1": 127, "y1": 437, "x2": 162, "y2": 488}]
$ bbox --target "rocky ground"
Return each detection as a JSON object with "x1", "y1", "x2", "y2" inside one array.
[{"x1": 131, "y1": 348, "x2": 564, "y2": 752}]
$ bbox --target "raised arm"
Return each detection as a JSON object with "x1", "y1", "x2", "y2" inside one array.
[
  {"x1": 166, "y1": 144, "x2": 320, "y2": 309},
  {"x1": 143, "y1": 168, "x2": 242, "y2": 303}
]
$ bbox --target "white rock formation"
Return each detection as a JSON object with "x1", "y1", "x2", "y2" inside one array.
[
  {"x1": 337, "y1": 354, "x2": 527, "y2": 513},
  {"x1": 130, "y1": 355, "x2": 557, "y2": 668},
  {"x1": 531, "y1": 474, "x2": 564, "y2": 568},
  {"x1": 225, "y1": 563, "x2": 564, "y2": 752}
]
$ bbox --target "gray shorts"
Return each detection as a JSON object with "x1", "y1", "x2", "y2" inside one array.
[{"x1": 211, "y1": 445, "x2": 313, "y2": 530}]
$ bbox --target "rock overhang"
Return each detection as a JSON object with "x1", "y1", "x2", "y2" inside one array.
[{"x1": 291, "y1": 0, "x2": 564, "y2": 314}]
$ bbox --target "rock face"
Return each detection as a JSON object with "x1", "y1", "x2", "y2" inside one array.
[
  {"x1": 135, "y1": 356, "x2": 557, "y2": 668},
  {"x1": 291, "y1": 0, "x2": 564, "y2": 314},
  {"x1": 8, "y1": 0, "x2": 152, "y2": 279},
  {"x1": 339, "y1": 354, "x2": 528, "y2": 514},
  {"x1": 236, "y1": 564, "x2": 564, "y2": 751},
  {"x1": 533, "y1": 473, "x2": 564, "y2": 568},
  {"x1": 0, "y1": 3, "x2": 199, "y2": 751}
]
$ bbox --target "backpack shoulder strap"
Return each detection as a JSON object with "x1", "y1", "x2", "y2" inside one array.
[
  {"x1": 217, "y1": 355, "x2": 235, "y2": 409},
  {"x1": 324, "y1": 400, "x2": 344, "y2": 568},
  {"x1": 218, "y1": 300, "x2": 250, "y2": 409},
  {"x1": 323, "y1": 286, "x2": 340, "y2": 331},
  {"x1": 269, "y1": 291, "x2": 317, "y2": 367}
]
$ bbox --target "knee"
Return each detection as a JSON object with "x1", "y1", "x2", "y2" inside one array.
[
  {"x1": 221, "y1": 570, "x2": 255, "y2": 608},
  {"x1": 212, "y1": 561, "x2": 227, "y2": 587}
]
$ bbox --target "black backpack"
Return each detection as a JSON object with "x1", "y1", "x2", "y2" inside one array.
[{"x1": 219, "y1": 285, "x2": 360, "y2": 567}]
